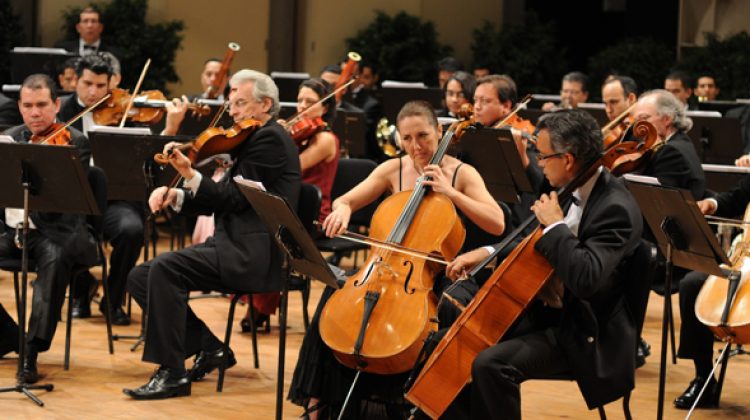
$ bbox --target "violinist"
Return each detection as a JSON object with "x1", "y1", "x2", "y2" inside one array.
[
  {"x1": 602, "y1": 75, "x2": 637, "y2": 123},
  {"x1": 671, "y1": 177, "x2": 750, "y2": 410},
  {"x1": 664, "y1": 70, "x2": 696, "y2": 110},
  {"x1": 443, "y1": 109, "x2": 643, "y2": 420},
  {"x1": 58, "y1": 53, "x2": 112, "y2": 136},
  {"x1": 438, "y1": 71, "x2": 475, "y2": 119},
  {"x1": 238, "y1": 78, "x2": 340, "y2": 334},
  {"x1": 161, "y1": 57, "x2": 225, "y2": 136},
  {"x1": 1, "y1": 74, "x2": 96, "y2": 384},
  {"x1": 288, "y1": 100, "x2": 504, "y2": 419},
  {"x1": 123, "y1": 69, "x2": 300, "y2": 400}
]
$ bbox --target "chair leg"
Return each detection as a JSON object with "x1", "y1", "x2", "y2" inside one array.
[
  {"x1": 248, "y1": 297, "x2": 260, "y2": 369},
  {"x1": 622, "y1": 391, "x2": 632, "y2": 420},
  {"x1": 100, "y1": 252, "x2": 114, "y2": 355},
  {"x1": 301, "y1": 278, "x2": 310, "y2": 330},
  {"x1": 218, "y1": 294, "x2": 241, "y2": 392},
  {"x1": 64, "y1": 277, "x2": 75, "y2": 371},
  {"x1": 715, "y1": 343, "x2": 732, "y2": 407},
  {"x1": 597, "y1": 405, "x2": 607, "y2": 420}
]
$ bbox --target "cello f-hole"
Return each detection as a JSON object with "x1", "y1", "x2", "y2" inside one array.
[{"x1": 403, "y1": 260, "x2": 415, "y2": 294}]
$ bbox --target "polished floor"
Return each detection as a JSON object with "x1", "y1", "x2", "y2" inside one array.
[{"x1": 0, "y1": 237, "x2": 748, "y2": 419}]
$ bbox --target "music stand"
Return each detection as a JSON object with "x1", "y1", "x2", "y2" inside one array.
[
  {"x1": 89, "y1": 130, "x2": 190, "y2": 349},
  {"x1": 9, "y1": 48, "x2": 77, "y2": 84},
  {"x1": 332, "y1": 109, "x2": 367, "y2": 158},
  {"x1": 381, "y1": 86, "x2": 443, "y2": 122},
  {"x1": 625, "y1": 177, "x2": 731, "y2": 420},
  {"x1": 236, "y1": 180, "x2": 338, "y2": 420},
  {"x1": 0, "y1": 143, "x2": 99, "y2": 406},
  {"x1": 685, "y1": 116, "x2": 743, "y2": 164},
  {"x1": 174, "y1": 101, "x2": 234, "y2": 136},
  {"x1": 458, "y1": 127, "x2": 534, "y2": 203}
]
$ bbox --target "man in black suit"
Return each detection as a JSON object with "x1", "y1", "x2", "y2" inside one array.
[
  {"x1": 671, "y1": 176, "x2": 750, "y2": 410},
  {"x1": 0, "y1": 93, "x2": 22, "y2": 127},
  {"x1": 1, "y1": 74, "x2": 95, "y2": 383},
  {"x1": 123, "y1": 69, "x2": 301, "y2": 400},
  {"x1": 54, "y1": 6, "x2": 123, "y2": 60},
  {"x1": 444, "y1": 110, "x2": 643, "y2": 419},
  {"x1": 57, "y1": 53, "x2": 141, "y2": 326}
]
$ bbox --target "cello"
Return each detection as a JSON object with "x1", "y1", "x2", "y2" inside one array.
[
  {"x1": 406, "y1": 118, "x2": 659, "y2": 418},
  {"x1": 318, "y1": 113, "x2": 474, "y2": 375}
]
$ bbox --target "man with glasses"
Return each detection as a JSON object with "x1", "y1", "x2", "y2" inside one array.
[
  {"x1": 444, "y1": 109, "x2": 643, "y2": 419},
  {"x1": 123, "y1": 69, "x2": 300, "y2": 400},
  {"x1": 542, "y1": 71, "x2": 590, "y2": 111}
]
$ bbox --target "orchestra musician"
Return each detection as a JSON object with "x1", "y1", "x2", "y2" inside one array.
[
  {"x1": 437, "y1": 57, "x2": 465, "y2": 89},
  {"x1": 288, "y1": 100, "x2": 504, "y2": 419},
  {"x1": 541, "y1": 71, "x2": 589, "y2": 111},
  {"x1": 443, "y1": 109, "x2": 643, "y2": 420},
  {"x1": 601, "y1": 75, "x2": 638, "y2": 122},
  {"x1": 695, "y1": 73, "x2": 720, "y2": 102},
  {"x1": 671, "y1": 176, "x2": 750, "y2": 410},
  {"x1": 438, "y1": 71, "x2": 475, "y2": 119},
  {"x1": 58, "y1": 54, "x2": 143, "y2": 326},
  {"x1": 0, "y1": 74, "x2": 96, "y2": 383},
  {"x1": 123, "y1": 69, "x2": 300, "y2": 400},
  {"x1": 239, "y1": 78, "x2": 341, "y2": 334},
  {"x1": 56, "y1": 57, "x2": 79, "y2": 93},
  {"x1": 664, "y1": 71, "x2": 696, "y2": 110},
  {"x1": 54, "y1": 6, "x2": 123, "y2": 59}
]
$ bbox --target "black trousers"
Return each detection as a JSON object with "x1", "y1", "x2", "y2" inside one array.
[
  {"x1": 0, "y1": 228, "x2": 74, "y2": 351},
  {"x1": 0, "y1": 303, "x2": 19, "y2": 354},
  {"x1": 126, "y1": 241, "x2": 224, "y2": 370},
  {"x1": 677, "y1": 271, "x2": 714, "y2": 364},
  {"x1": 102, "y1": 201, "x2": 143, "y2": 307}
]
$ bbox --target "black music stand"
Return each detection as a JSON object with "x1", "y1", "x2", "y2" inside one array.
[
  {"x1": 236, "y1": 181, "x2": 338, "y2": 420},
  {"x1": 686, "y1": 116, "x2": 743, "y2": 164},
  {"x1": 9, "y1": 48, "x2": 77, "y2": 84},
  {"x1": 458, "y1": 127, "x2": 534, "y2": 204},
  {"x1": 0, "y1": 143, "x2": 99, "y2": 406},
  {"x1": 332, "y1": 109, "x2": 367, "y2": 158},
  {"x1": 89, "y1": 130, "x2": 190, "y2": 349},
  {"x1": 625, "y1": 178, "x2": 731, "y2": 420},
  {"x1": 174, "y1": 101, "x2": 234, "y2": 136},
  {"x1": 381, "y1": 86, "x2": 442, "y2": 122}
]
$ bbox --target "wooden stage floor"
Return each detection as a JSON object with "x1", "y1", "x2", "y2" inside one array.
[{"x1": 0, "y1": 238, "x2": 748, "y2": 419}]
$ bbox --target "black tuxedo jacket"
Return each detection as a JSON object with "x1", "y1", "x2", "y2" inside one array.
[
  {"x1": 1, "y1": 124, "x2": 96, "y2": 265},
  {"x1": 714, "y1": 174, "x2": 750, "y2": 218},
  {"x1": 180, "y1": 120, "x2": 301, "y2": 292},
  {"x1": 642, "y1": 131, "x2": 706, "y2": 200},
  {"x1": 58, "y1": 94, "x2": 86, "y2": 133},
  {"x1": 0, "y1": 94, "x2": 21, "y2": 126},
  {"x1": 54, "y1": 39, "x2": 124, "y2": 59},
  {"x1": 533, "y1": 170, "x2": 643, "y2": 408}
]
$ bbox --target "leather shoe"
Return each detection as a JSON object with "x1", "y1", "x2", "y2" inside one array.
[
  {"x1": 71, "y1": 298, "x2": 91, "y2": 319},
  {"x1": 188, "y1": 348, "x2": 237, "y2": 381},
  {"x1": 123, "y1": 367, "x2": 191, "y2": 400},
  {"x1": 240, "y1": 313, "x2": 270, "y2": 334},
  {"x1": 636, "y1": 338, "x2": 650, "y2": 368},
  {"x1": 100, "y1": 304, "x2": 130, "y2": 326},
  {"x1": 674, "y1": 376, "x2": 718, "y2": 409},
  {"x1": 17, "y1": 349, "x2": 40, "y2": 384}
]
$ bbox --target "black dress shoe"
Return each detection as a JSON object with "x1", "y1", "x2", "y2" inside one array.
[
  {"x1": 71, "y1": 299, "x2": 91, "y2": 319},
  {"x1": 17, "y1": 349, "x2": 40, "y2": 384},
  {"x1": 123, "y1": 367, "x2": 191, "y2": 400},
  {"x1": 674, "y1": 376, "x2": 718, "y2": 409},
  {"x1": 188, "y1": 348, "x2": 237, "y2": 381},
  {"x1": 239, "y1": 313, "x2": 270, "y2": 334},
  {"x1": 637, "y1": 338, "x2": 651, "y2": 358},
  {"x1": 100, "y1": 304, "x2": 130, "y2": 326}
]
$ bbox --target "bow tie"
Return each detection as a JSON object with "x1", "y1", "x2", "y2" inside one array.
[
  {"x1": 570, "y1": 194, "x2": 581, "y2": 207},
  {"x1": 83, "y1": 44, "x2": 96, "y2": 50}
]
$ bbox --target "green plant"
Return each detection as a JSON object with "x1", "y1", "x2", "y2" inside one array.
[
  {"x1": 346, "y1": 11, "x2": 452, "y2": 84},
  {"x1": 677, "y1": 31, "x2": 750, "y2": 99},
  {"x1": 0, "y1": 2, "x2": 25, "y2": 84},
  {"x1": 470, "y1": 12, "x2": 567, "y2": 95},
  {"x1": 587, "y1": 37, "x2": 674, "y2": 95},
  {"x1": 61, "y1": 0, "x2": 183, "y2": 94}
]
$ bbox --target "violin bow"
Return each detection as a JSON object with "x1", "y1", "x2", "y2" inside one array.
[
  {"x1": 41, "y1": 94, "x2": 112, "y2": 144},
  {"x1": 282, "y1": 78, "x2": 358, "y2": 130},
  {"x1": 119, "y1": 58, "x2": 152, "y2": 128},
  {"x1": 492, "y1": 94, "x2": 532, "y2": 129},
  {"x1": 601, "y1": 102, "x2": 638, "y2": 135}
]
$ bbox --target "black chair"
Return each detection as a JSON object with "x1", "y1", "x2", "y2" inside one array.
[
  {"x1": 541, "y1": 240, "x2": 658, "y2": 420},
  {"x1": 217, "y1": 182, "x2": 323, "y2": 388},
  {"x1": 0, "y1": 166, "x2": 113, "y2": 370},
  {"x1": 315, "y1": 158, "x2": 379, "y2": 268}
]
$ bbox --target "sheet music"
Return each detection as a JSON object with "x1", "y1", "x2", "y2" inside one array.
[
  {"x1": 381, "y1": 80, "x2": 427, "y2": 89},
  {"x1": 701, "y1": 164, "x2": 750, "y2": 174},
  {"x1": 234, "y1": 176, "x2": 266, "y2": 192},
  {"x1": 622, "y1": 173, "x2": 662, "y2": 185},
  {"x1": 12, "y1": 47, "x2": 70, "y2": 55},
  {"x1": 87, "y1": 125, "x2": 152, "y2": 135}
]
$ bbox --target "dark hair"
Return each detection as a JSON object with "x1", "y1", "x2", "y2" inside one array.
[
  {"x1": 562, "y1": 71, "x2": 589, "y2": 93},
  {"x1": 204, "y1": 58, "x2": 222, "y2": 65},
  {"x1": 21, "y1": 74, "x2": 59, "y2": 101},
  {"x1": 360, "y1": 60, "x2": 379, "y2": 75},
  {"x1": 537, "y1": 109, "x2": 602, "y2": 165},
  {"x1": 299, "y1": 78, "x2": 336, "y2": 123},
  {"x1": 59, "y1": 57, "x2": 79, "y2": 74},
  {"x1": 79, "y1": 6, "x2": 102, "y2": 22},
  {"x1": 665, "y1": 70, "x2": 692, "y2": 90},
  {"x1": 396, "y1": 100, "x2": 438, "y2": 130},
  {"x1": 695, "y1": 72, "x2": 717, "y2": 86},
  {"x1": 437, "y1": 56, "x2": 464, "y2": 72},
  {"x1": 75, "y1": 53, "x2": 112, "y2": 78},
  {"x1": 319, "y1": 64, "x2": 342, "y2": 76},
  {"x1": 603, "y1": 75, "x2": 638, "y2": 97},
  {"x1": 444, "y1": 71, "x2": 476, "y2": 103},
  {"x1": 476, "y1": 74, "x2": 518, "y2": 105}
]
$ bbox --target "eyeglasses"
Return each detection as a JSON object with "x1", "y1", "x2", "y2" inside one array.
[{"x1": 536, "y1": 152, "x2": 565, "y2": 162}]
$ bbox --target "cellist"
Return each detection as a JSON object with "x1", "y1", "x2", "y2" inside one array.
[
  {"x1": 288, "y1": 100, "x2": 505, "y2": 419},
  {"x1": 671, "y1": 178, "x2": 750, "y2": 410},
  {"x1": 443, "y1": 110, "x2": 643, "y2": 419}
]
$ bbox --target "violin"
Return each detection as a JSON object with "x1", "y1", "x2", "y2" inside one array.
[
  {"x1": 601, "y1": 119, "x2": 661, "y2": 176},
  {"x1": 30, "y1": 122, "x2": 72, "y2": 145},
  {"x1": 92, "y1": 88, "x2": 168, "y2": 126},
  {"x1": 695, "y1": 203, "x2": 750, "y2": 345},
  {"x1": 601, "y1": 102, "x2": 637, "y2": 149},
  {"x1": 154, "y1": 118, "x2": 263, "y2": 167},
  {"x1": 289, "y1": 117, "x2": 327, "y2": 150}
]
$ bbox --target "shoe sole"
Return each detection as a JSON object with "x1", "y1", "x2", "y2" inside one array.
[
  {"x1": 124, "y1": 386, "x2": 191, "y2": 400},
  {"x1": 189, "y1": 358, "x2": 237, "y2": 382}
]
